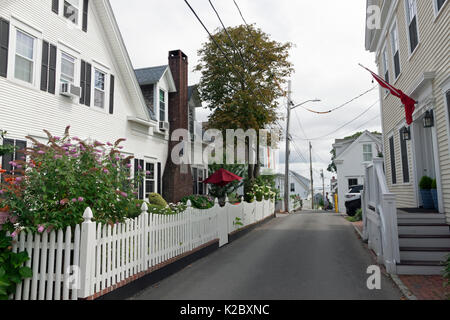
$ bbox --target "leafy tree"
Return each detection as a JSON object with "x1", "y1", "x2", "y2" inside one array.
[
  {"x1": 327, "y1": 149, "x2": 337, "y2": 173},
  {"x1": 195, "y1": 24, "x2": 293, "y2": 183}
]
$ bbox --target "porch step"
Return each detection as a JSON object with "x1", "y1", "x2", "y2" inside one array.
[
  {"x1": 398, "y1": 234, "x2": 450, "y2": 248},
  {"x1": 400, "y1": 247, "x2": 450, "y2": 262},
  {"x1": 396, "y1": 260, "x2": 445, "y2": 275},
  {"x1": 398, "y1": 223, "x2": 450, "y2": 235},
  {"x1": 397, "y1": 213, "x2": 446, "y2": 224}
]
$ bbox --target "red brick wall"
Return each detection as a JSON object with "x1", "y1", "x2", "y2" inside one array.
[{"x1": 162, "y1": 50, "x2": 193, "y2": 203}]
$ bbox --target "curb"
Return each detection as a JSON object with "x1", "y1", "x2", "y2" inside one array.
[
  {"x1": 349, "y1": 220, "x2": 418, "y2": 300},
  {"x1": 389, "y1": 274, "x2": 418, "y2": 300}
]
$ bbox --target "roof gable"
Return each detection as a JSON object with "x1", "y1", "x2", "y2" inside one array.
[
  {"x1": 135, "y1": 65, "x2": 168, "y2": 85},
  {"x1": 93, "y1": 0, "x2": 153, "y2": 122},
  {"x1": 134, "y1": 65, "x2": 177, "y2": 92},
  {"x1": 335, "y1": 130, "x2": 382, "y2": 161}
]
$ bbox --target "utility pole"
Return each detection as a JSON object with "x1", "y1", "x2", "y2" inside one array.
[
  {"x1": 309, "y1": 142, "x2": 314, "y2": 210},
  {"x1": 284, "y1": 80, "x2": 292, "y2": 213}
]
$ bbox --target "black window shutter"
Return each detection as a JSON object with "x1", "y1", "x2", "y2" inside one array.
[
  {"x1": 389, "y1": 136, "x2": 397, "y2": 184},
  {"x1": 1, "y1": 139, "x2": 14, "y2": 177},
  {"x1": 85, "y1": 63, "x2": 92, "y2": 106},
  {"x1": 394, "y1": 51, "x2": 400, "y2": 78},
  {"x1": 80, "y1": 60, "x2": 86, "y2": 104},
  {"x1": 48, "y1": 44, "x2": 57, "y2": 94},
  {"x1": 157, "y1": 162, "x2": 162, "y2": 195},
  {"x1": 52, "y1": 0, "x2": 59, "y2": 14},
  {"x1": 109, "y1": 74, "x2": 115, "y2": 114},
  {"x1": 399, "y1": 130, "x2": 410, "y2": 183},
  {"x1": 0, "y1": 18, "x2": 10, "y2": 78},
  {"x1": 82, "y1": 0, "x2": 89, "y2": 32},
  {"x1": 40, "y1": 41, "x2": 49, "y2": 91}
]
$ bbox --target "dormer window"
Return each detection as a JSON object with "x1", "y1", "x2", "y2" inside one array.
[
  {"x1": 159, "y1": 89, "x2": 166, "y2": 122},
  {"x1": 64, "y1": 0, "x2": 80, "y2": 25}
]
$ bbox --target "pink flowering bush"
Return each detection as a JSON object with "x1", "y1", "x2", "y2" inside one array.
[{"x1": 0, "y1": 127, "x2": 143, "y2": 234}]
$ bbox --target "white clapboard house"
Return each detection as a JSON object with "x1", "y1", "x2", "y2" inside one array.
[{"x1": 0, "y1": 0, "x2": 169, "y2": 199}]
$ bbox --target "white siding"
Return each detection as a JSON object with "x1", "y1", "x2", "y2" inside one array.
[{"x1": 0, "y1": 1, "x2": 168, "y2": 184}]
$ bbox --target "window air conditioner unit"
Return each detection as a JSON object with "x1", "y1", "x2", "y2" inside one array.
[
  {"x1": 60, "y1": 82, "x2": 82, "y2": 98},
  {"x1": 159, "y1": 121, "x2": 170, "y2": 132}
]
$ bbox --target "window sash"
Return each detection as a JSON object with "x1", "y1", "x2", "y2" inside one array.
[
  {"x1": 159, "y1": 89, "x2": 166, "y2": 122},
  {"x1": 94, "y1": 69, "x2": 106, "y2": 108},
  {"x1": 64, "y1": 0, "x2": 80, "y2": 24},
  {"x1": 406, "y1": 0, "x2": 417, "y2": 24},
  {"x1": 348, "y1": 179, "x2": 358, "y2": 188},
  {"x1": 14, "y1": 30, "x2": 34, "y2": 83},
  {"x1": 60, "y1": 52, "x2": 75, "y2": 83}
]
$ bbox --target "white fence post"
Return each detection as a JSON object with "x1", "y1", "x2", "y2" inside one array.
[
  {"x1": 362, "y1": 164, "x2": 369, "y2": 241},
  {"x1": 218, "y1": 197, "x2": 229, "y2": 247},
  {"x1": 141, "y1": 202, "x2": 149, "y2": 271},
  {"x1": 78, "y1": 207, "x2": 96, "y2": 299},
  {"x1": 186, "y1": 200, "x2": 193, "y2": 251}
]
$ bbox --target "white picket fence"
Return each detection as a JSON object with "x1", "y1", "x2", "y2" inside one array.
[{"x1": 10, "y1": 197, "x2": 275, "y2": 300}]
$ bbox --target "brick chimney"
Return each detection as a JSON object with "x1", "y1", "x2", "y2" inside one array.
[{"x1": 162, "y1": 50, "x2": 193, "y2": 203}]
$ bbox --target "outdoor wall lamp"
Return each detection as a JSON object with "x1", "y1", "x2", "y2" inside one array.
[
  {"x1": 401, "y1": 126, "x2": 411, "y2": 141},
  {"x1": 423, "y1": 110, "x2": 434, "y2": 128}
]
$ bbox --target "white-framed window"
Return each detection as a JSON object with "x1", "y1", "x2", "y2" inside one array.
[
  {"x1": 348, "y1": 179, "x2": 358, "y2": 188},
  {"x1": 63, "y1": 0, "x2": 81, "y2": 25},
  {"x1": 93, "y1": 68, "x2": 106, "y2": 109},
  {"x1": 405, "y1": 0, "x2": 419, "y2": 54},
  {"x1": 145, "y1": 162, "x2": 156, "y2": 199},
  {"x1": 290, "y1": 183, "x2": 295, "y2": 192},
  {"x1": 60, "y1": 51, "x2": 75, "y2": 84},
  {"x1": 363, "y1": 144, "x2": 373, "y2": 162},
  {"x1": 434, "y1": 0, "x2": 447, "y2": 14},
  {"x1": 159, "y1": 89, "x2": 166, "y2": 122},
  {"x1": 14, "y1": 29, "x2": 36, "y2": 84},
  {"x1": 390, "y1": 21, "x2": 401, "y2": 79}
]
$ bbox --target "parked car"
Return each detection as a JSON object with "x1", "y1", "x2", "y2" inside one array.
[{"x1": 344, "y1": 185, "x2": 363, "y2": 216}]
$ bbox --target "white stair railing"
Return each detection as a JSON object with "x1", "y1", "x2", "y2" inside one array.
[{"x1": 362, "y1": 157, "x2": 400, "y2": 274}]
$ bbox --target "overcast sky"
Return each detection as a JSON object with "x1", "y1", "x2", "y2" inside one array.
[{"x1": 110, "y1": 0, "x2": 382, "y2": 192}]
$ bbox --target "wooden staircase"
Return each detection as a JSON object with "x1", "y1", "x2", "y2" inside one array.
[{"x1": 396, "y1": 211, "x2": 450, "y2": 275}]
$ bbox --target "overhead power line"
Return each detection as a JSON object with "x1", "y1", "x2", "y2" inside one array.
[
  {"x1": 293, "y1": 86, "x2": 377, "y2": 115},
  {"x1": 295, "y1": 100, "x2": 380, "y2": 141}
]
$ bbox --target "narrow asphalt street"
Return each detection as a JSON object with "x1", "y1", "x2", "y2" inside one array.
[{"x1": 131, "y1": 211, "x2": 403, "y2": 300}]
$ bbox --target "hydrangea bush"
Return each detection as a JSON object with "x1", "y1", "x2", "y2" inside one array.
[
  {"x1": 246, "y1": 182, "x2": 276, "y2": 202},
  {"x1": 0, "y1": 127, "x2": 144, "y2": 235}
]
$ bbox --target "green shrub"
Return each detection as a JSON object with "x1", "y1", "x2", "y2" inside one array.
[
  {"x1": 181, "y1": 195, "x2": 214, "y2": 209},
  {"x1": 431, "y1": 179, "x2": 437, "y2": 189},
  {"x1": 347, "y1": 209, "x2": 363, "y2": 222},
  {"x1": 0, "y1": 231, "x2": 32, "y2": 300},
  {"x1": 444, "y1": 254, "x2": 450, "y2": 292},
  {"x1": 0, "y1": 127, "x2": 143, "y2": 234},
  {"x1": 419, "y1": 176, "x2": 433, "y2": 190},
  {"x1": 148, "y1": 193, "x2": 168, "y2": 207}
]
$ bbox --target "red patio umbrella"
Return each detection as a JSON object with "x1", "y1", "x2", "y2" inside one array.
[{"x1": 202, "y1": 168, "x2": 243, "y2": 187}]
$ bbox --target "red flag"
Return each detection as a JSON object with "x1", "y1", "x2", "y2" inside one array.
[{"x1": 359, "y1": 64, "x2": 417, "y2": 125}]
